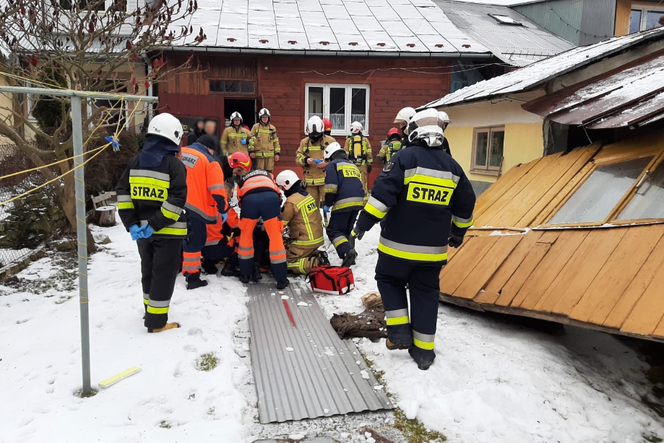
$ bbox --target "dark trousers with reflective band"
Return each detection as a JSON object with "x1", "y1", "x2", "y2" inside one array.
[
  {"x1": 182, "y1": 216, "x2": 208, "y2": 276},
  {"x1": 326, "y1": 209, "x2": 359, "y2": 259},
  {"x1": 137, "y1": 237, "x2": 182, "y2": 329},
  {"x1": 238, "y1": 191, "x2": 287, "y2": 281},
  {"x1": 375, "y1": 253, "x2": 441, "y2": 352}
]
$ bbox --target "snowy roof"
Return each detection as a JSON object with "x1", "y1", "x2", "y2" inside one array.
[
  {"x1": 423, "y1": 26, "x2": 664, "y2": 108},
  {"x1": 523, "y1": 55, "x2": 664, "y2": 129},
  {"x1": 434, "y1": 0, "x2": 574, "y2": 67},
  {"x1": 174, "y1": 0, "x2": 491, "y2": 55}
]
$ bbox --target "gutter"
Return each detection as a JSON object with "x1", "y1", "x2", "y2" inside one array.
[{"x1": 167, "y1": 45, "x2": 494, "y2": 59}]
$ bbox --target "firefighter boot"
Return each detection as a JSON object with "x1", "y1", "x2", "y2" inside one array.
[
  {"x1": 409, "y1": 346, "x2": 436, "y2": 371},
  {"x1": 314, "y1": 250, "x2": 330, "y2": 266},
  {"x1": 277, "y1": 278, "x2": 290, "y2": 290},
  {"x1": 342, "y1": 248, "x2": 357, "y2": 268},
  {"x1": 221, "y1": 255, "x2": 240, "y2": 277},
  {"x1": 251, "y1": 263, "x2": 263, "y2": 283},
  {"x1": 186, "y1": 273, "x2": 208, "y2": 290},
  {"x1": 386, "y1": 324, "x2": 413, "y2": 350},
  {"x1": 148, "y1": 322, "x2": 181, "y2": 333}
]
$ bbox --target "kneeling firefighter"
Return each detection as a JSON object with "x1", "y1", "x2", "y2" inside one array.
[
  {"x1": 276, "y1": 170, "x2": 327, "y2": 275},
  {"x1": 229, "y1": 152, "x2": 290, "y2": 289},
  {"x1": 116, "y1": 113, "x2": 187, "y2": 333},
  {"x1": 352, "y1": 108, "x2": 476, "y2": 370},
  {"x1": 323, "y1": 142, "x2": 365, "y2": 267}
]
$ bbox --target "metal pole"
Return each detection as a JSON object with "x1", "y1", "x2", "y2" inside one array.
[{"x1": 71, "y1": 95, "x2": 91, "y2": 396}]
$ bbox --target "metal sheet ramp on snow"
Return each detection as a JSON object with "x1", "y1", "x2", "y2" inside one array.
[{"x1": 248, "y1": 282, "x2": 393, "y2": 423}]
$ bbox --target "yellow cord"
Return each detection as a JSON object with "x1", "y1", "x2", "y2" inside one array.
[
  {"x1": 0, "y1": 97, "x2": 142, "y2": 207},
  {"x1": 0, "y1": 99, "x2": 123, "y2": 181}
]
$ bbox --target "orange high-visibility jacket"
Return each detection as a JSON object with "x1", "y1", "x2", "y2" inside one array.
[
  {"x1": 205, "y1": 208, "x2": 240, "y2": 246},
  {"x1": 181, "y1": 143, "x2": 227, "y2": 222},
  {"x1": 238, "y1": 170, "x2": 280, "y2": 199}
]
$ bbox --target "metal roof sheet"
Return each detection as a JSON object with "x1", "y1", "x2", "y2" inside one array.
[
  {"x1": 176, "y1": 0, "x2": 490, "y2": 55},
  {"x1": 522, "y1": 53, "x2": 664, "y2": 129},
  {"x1": 423, "y1": 26, "x2": 664, "y2": 108},
  {"x1": 434, "y1": 0, "x2": 574, "y2": 67},
  {"x1": 247, "y1": 282, "x2": 393, "y2": 423}
]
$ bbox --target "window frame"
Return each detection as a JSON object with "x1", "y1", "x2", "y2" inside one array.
[
  {"x1": 542, "y1": 148, "x2": 664, "y2": 229},
  {"x1": 304, "y1": 83, "x2": 370, "y2": 136},
  {"x1": 209, "y1": 79, "x2": 256, "y2": 95},
  {"x1": 471, "y1": 126, "x2": 504, "y2": 176},
  {"x1": 629, "y1": 6, "x2": 664, "y2": 32}
]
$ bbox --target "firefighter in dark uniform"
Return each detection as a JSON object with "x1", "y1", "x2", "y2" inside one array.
[
  {"x1": 116, "y1": 113, "x2": 187, "y2": 333},
  {"x1": 323, "y1": 142, "x2": 365, "y2": 268},
  {"x1": 352, "y1": 108, "x2": 476, "y2": 370}
]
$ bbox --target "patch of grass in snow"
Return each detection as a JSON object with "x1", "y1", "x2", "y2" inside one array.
[
  {"x1": 195, "y1": 352, "x2": 219, "y2": 372},
  {"x1": 357, "y1": 348, "x2": 388, "y2": 396},
  {"x1": 643, "y1": 433, "x2": 663, "y2": 443},
  {"x1": 393, "y1": 408, "x2": 446, "y2": 443},
  {"x1": 73, "y1": 388, "x2": 98, "y2": 398},
  {"x1": 159, "y1": 420, "x2": 172, "y2": 429}
]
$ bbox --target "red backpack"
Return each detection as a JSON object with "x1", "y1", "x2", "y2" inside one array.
[{"x1": 307, "y1": 266, "x2": 355, "y2": 295}]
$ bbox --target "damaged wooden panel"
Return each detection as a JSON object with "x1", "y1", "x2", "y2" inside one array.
[{"x1": 441, "y1": 131, "x2": 664, "y2": 342}]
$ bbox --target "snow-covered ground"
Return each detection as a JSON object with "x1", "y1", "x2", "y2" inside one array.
[{"x1": 1, "y1": 219, "x2": 662, "y2": 443}]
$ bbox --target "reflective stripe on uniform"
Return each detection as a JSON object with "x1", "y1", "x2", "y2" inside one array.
[
  {"x1": 205, "y1": 239, "x2": 221, "y2": 246},
  {"x1": 185, "y1": 203, "x2": 217, "y2": 222},
  {"x1": 117, "y1": 194, "x2": 133, "y2": 202},
  {"x1": 452, "y1": 214, "x2": 474, "y2": 228},
  {"x1": 130, "y1": 169, "x2": 171, "y2": 182},
  {"x1": 413, "y1": 330, "x2": 435, "y2": 350},
  {"x1": 287, "y1": 259, "x2": 307, "y2": 274},
  {"x1": 364, "y1": 196, "x2": 389, "y2": 219},
  {"x1": 118, "y1": 202, "x2": 135, "y2": 210},
  {"x1": 208, "y1": 184, "x2": 225, "y2": 192},
  {"x1": 332, "y1": 236, "x2": 348, "y2": 248},
  {"x1": 143, "y1": 293, "x2": 149, "y2": 305},
  {"x1": 332, "y1": 197, "x2": 364, "y2": 211},
  {"x1": 324, "y1": 183, "x2": 338, "y2": 192},
  {"x1": 292, "y1": 237, "x2": 325, "y2": 246},
  {"x1": 270, "y1": 249, "x2": 287, "y2": 264},
  {"x1": 404, "y1": 167, "x2": 460, "y2": 188},
  {"x1": 305, "y1": 177, "x2": 326, "y2": 186},
  {"x1": 147, "y1": 302, "x2": 170, "y2": 314},
  {"x1": 378, "y1": 236, "x2": 448, "y2": 262},
  {"x1": 385, "y1": 308, "x2": 409, "y2": 326},
  {"x1": 161, "y1": 201, "x2": 183, "y2": 221},
  {"x1": 238, "y1": 245, "x2": 254, "y2": 259},
  {"x1": 296, "y1": 196, "x2": 318, "y2": 242},
  {"x1": 141, "y1": 220, "x2": 187, "y2": 236}
]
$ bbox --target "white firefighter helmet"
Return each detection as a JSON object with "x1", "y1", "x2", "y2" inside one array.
[
  {"x1": 306, "y1": 115, "x2": 324, "y2": 136},
  {"x1": 147, "y1": 113, "x2": 183, "y2": 146},
  {"x1": 350, "y1": 121, "x2": 363, "y2": 134},
  {"x1": 324, "y1": 141, "x2": 344, "y2": 161},
  {"x1": 275, "y1": 169, "x2": 300, "y2": 191},
  {"x1": 408, "y1": 108, "x2": 445, "y2": 147},
  {"x1": 259, "y1": 108, "x2": 271, "y2": 120},
  {"x1": 230, "y1": 112, "x2": 243, "y2": 125},
  {"x1": 393, "y1": 106, "x2": 416, "y2": 125},
  {"x1": 438, "y1": 111, "x2": 451, "y2": 125}
]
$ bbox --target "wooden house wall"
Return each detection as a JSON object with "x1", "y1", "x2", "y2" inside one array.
[{"x1": 158, "y1": 53, "x2": 451, "y2": 186}]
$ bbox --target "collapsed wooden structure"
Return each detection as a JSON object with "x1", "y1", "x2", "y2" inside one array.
[{"x1": 440, "y1": 132, "x2": 664, "y2": 342}]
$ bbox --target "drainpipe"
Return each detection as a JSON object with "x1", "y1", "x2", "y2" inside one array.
[{"x1": 142, "y1": 54, "x2": 154, "y2": 124}]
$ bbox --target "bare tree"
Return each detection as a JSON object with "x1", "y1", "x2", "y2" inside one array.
[{"x1": 0, "y1": 0, "x2": 206, "y2": 251}]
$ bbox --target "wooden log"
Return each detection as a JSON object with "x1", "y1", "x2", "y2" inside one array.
[{"x1": 95, "y1": 206, "x2": 116, "y2": 227}]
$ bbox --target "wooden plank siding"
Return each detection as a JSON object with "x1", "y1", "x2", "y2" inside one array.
[
  {"x1": 440, "y1": 134, "x2": 664, "y2": 343},
  {"x1": 158, "y1": 53, "x2": 451, "y2": 187}
]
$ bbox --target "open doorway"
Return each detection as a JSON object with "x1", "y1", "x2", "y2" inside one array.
[{"x1": 224, "y1": 98, "x2": 256, "y2": 129}]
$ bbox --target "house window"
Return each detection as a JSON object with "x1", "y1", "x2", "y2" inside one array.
[
  {"x1": 472, "y1": 127, "x2": 504, "y2": 174},
  {"x1": 60, "y1": 0, "x2": 106, "y2": 11},
  {"x1": 210, "y1": 80, "x2": 256, "y2": 95},
  {"x1": 629, "y1": 7, "x2": 664, "y2": 33},
  {"x1": 304, "y1": 84, "x2": 370, "y2": 135}
]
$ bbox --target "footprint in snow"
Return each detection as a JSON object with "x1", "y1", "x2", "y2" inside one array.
[
  {"x1": 183, "y1": 344, "x2": 197, "y2": 352},
  {"x1": 187, "y1": 328, "x2": 202, "y2": 336}
]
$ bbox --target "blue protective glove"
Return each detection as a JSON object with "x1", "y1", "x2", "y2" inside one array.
[
  {"x1": 138, "y1": 224, "x2": 154, "y2": 239},
  {"x1": 129, "y1": 224, "x2": 142, "y2": 241},
  {"x1": 323, "y1": 206, "x2": 330, "y2": 213},
  {"x1": 220, "y1": 212, "x2": 228, "y2": 225},
  {"x1": 313, "y1": 159, "x2": 322, "y2": 164},
  {"x1": 240, "y1": 138, "x2": 247, "y2": 145}
]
